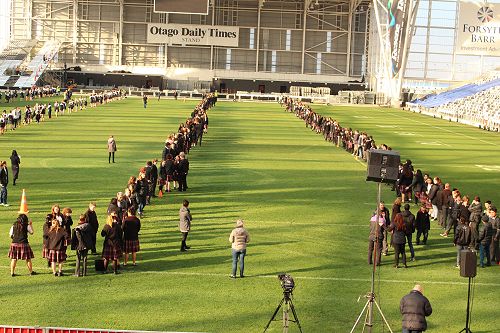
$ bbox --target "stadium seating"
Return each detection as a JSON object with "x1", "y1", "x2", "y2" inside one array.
[
  {"x1": 408, "y1": 71, "x2": 500, "y2": 131},
  {"x1": 14, "y1": 40, "x2": 61, "y2": 88}
]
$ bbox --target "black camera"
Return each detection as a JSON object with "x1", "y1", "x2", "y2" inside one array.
[{"x1": 278, "y1": 274, "x2": 295, "y2": 293}]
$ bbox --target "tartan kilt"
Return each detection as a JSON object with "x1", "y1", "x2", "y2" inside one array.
[
  {"x1": 42, "y1": 246, "x2": 49, "y2": 258},
  {"x1": 166, "y1": 175, "x2": 173, "y2": 182},
  {"x1": 124, "y1": 239, "x2": 140, "y2": 253},
  {"x1": 102, "y1": 243, "x2": 122, "y2": 260},
  {"x1": 9, "y1": 243, "x2": 35, "y2": 260},
  {"x1": 47, "y1": 249, "x2": 67, "y2": 263}
]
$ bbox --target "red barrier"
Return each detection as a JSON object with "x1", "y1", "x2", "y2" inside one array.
[{"x1": 0, "y1": 326, "x2": 204, "y2": 333}]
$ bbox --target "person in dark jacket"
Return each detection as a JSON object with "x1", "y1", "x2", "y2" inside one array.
[
  {"x1": 43, "y1": 204, "x2": 63, "y2": 264},
  {"x1": 478, "y1": 215, "x2": 493, "y2": 267},
  {"x1": 415, "y1": 205, "x2": 430, "y2": 245},
  {"x1": 407, "y1": 169, "x2": 424, "y2": 204},
  {"x1": 454, "y1": 217, "x2": 471, "y2": 268},
  {"x1": 389, "y1": 213, "x2": 407, "y2": 268},
  {"x1": 441, "y1": 192, "x2": 462, "y2": 238},
  {"x1": 0, "y1": 160, "x2": 9, "y2": 206},
  {"x1": 368, "y1": 212, "x2": 386, "y2": 265},
  {"x1": 402, "y1": 204, "x2": 416, "y2": 261},
  {"x1": 9, "y1": 150, "x2": 20, "y2": 186},
  {"x1": 72, "y1": 215, "x2": 94, "y2": 276},
  {"x1": 177, "y1": 152, "x2": 189, "y2": 192},
  {"x1": 61, "y1": 207, "x2": 73, "y2": 238},
  {"x1": 101, "y1": 212, "x2": 123, "y2": 274},
  {"x1": 425, "y1": 178, "x2": 439, "y2": 220},
  {"x1": 488, "y1": 206, "x2": 500, "y2": 265},
  {"x1": 123, "y1": 206, "x2": 141, "y2": 266},
  {"x1": 468, "y1": 196, "x2": 482, "y2": 250},
  {"x1": 439, "y1": 183, "x2": 453, "y2": 229},
  {"x1": 150, "y1": 159, "x2": 158, "y2": 198},
  {"x1": 84, "y1": 202, "x2": 99, "y2": 254},
  {"x1": 135, "y1": 170, "x2": 148, "y2": 216},
  {"x1": 46, "y1": 219, "x2": 70, "y2": 276},
  {"x1": 400, "y1": 284, "x2": 432, "y2": 332},
  {"x1": 8, "y1": 214, "x2": 36, "y2": 276}
]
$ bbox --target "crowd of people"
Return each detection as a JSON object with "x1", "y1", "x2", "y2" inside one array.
[
  {"x1": 281, "y1": 97, "x2": 500, "y2": 270},
  {"x1": 0, "y1": 88, "x2": 124, "y2": 135},
  {"x1": 7, "y1": 93, "x2": 218, "y2": 277}
]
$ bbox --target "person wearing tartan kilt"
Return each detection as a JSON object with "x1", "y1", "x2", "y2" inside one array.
[
  {"x1": 122, "y1": 206, "x2": 141, "y2": 266},
  {"x1": 43, "y1": 204, "x2": 63, "y2": 265},
  {"x1": 46, "y1": 219, "x2": 70, "y2": 276},
  {"x1": 8, "y1": 214, "x2": 36, "y2": 277},
  {"x1": 101, "y1": 212, "x2": 123, "y2": 274}
]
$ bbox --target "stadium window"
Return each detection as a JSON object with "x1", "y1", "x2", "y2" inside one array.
[
  {"x1": 354, "y1": 14, "x2": 361, "y2": 32},
  {"x1": 326, "y1": 31, "x2": 332, "y2": 52},
  {"x1": 158, "y1": 45, "x2": 164, "y2": 65},
  {"x1": 159, "y1": 13, "x2": 167, "y2": 24},
  {"x1": 285, "y1": 30, "x2": 291, "y2": 51},
  {"x1": 271, "y1": 50, "x2": 277, "y2": 73},
  {"x1": 335, "y1": 15, "x2": 342, "y2": 28},
  {"x1": 226, "y1": 49, "x2": 231, "y2": 70},
  {"x1": 99, "y1": 43, "x2": 105, "y2": 65},
  {"x1": 316, "y1": 52, "x2": 322, "y2": 74},
  {"x1": 249, "y1": 28, "x2": 255, "y2": 49}
]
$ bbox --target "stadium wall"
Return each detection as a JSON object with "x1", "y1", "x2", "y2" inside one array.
[{"x1": 9, "y1": 0, "x2": 370, "y2": 86}]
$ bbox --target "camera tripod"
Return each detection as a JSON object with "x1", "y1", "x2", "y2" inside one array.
[{"x1": 263, "y1": 290, "x2": 303, "y2": 333}]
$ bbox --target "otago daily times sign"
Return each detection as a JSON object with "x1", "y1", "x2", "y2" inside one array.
[
  {"x1": 147, "y1": 23, "x2": 239, "y2": 47},
  {"x1": 456, "y1": 1, "x2": 500, "y2": 55}
]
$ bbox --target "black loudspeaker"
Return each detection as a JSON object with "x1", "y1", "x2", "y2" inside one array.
[
  {"x1": 460, "y1": 250, "x2": 477, "y2": 278},
  {"x1": 366, "y1": 149, "x2": 400, "y2": 183}
]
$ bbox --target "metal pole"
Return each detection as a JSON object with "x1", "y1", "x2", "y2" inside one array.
[{"x1": 255, "y1": 3, "x2": 261, "y2": 72}]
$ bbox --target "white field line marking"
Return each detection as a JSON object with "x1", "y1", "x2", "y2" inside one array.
[
  {"x1": 386, "y1": 111, "x2": 499, "y2": 147},
  {"x1": 2, "y1": 266, "x2": 498, "y2": 286},
  {"x1": 376, "y1": 125, "x2": 396, "y2": 128},
  {"x1": 475, "y1": 164, "x2": 500, "y2": 172}
]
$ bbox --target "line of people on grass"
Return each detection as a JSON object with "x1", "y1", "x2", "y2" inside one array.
[
  {"x1": 0, "y1": 86, "x2": 60, "y2": 103},
  {"x1": 280, "y1": 98, "x2": 500, "y2": 270},
  {"x1": 0, "y1": 89, "x2": 124, "y2": 135},
  {"x1": 7, "y1": 94, "x2": 216, "y2": 277}
]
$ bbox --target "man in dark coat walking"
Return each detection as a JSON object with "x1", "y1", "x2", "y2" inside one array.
[{"x1": 400, "y1": 284, "x2": 432, "y2": 333}]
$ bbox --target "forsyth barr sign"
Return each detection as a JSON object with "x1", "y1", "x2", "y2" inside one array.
[
  {"x1": 147, "y1": 23, "x2": 239, "y2": 47},
  {"x1": 456, "y1": 1, "x2": 500, "y2": 55}
]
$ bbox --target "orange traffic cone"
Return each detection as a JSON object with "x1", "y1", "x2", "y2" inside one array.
[{"x1": 18, "y1": 189, "x2": 29, "y2": 214}]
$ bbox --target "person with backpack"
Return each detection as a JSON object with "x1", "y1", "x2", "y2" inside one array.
[
  {"x1": 454, "y1": 217, "x2": 471, "y2": 268},
  {"x1": 72, "y1": 215, "x2": 94, "y2": 276}
]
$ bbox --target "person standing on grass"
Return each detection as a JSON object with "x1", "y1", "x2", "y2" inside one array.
[
  {"x1": 72, "y1": 215, "x2": 93, "y2": 277},
  {"x1": 101, "y1": 212, "x2": 123, "y2": 274},
  {"x1": 179, "y1": 199, "x2": 192, "y2": 252},
  {"x1": 400, "y1": 284, "x2": 432, "y2": 333},
  {"x1": 478, "y1": 215, "x2": 493, "y2": 267},
  {"x1": 454, "y1": 217, "x2": 471, "y2": 268},
  {"x1": 402, "y1": 204, "x2": 416, "y2": 261},
  {"x1": 123, "y1": 206, "x2": 141, "y2": 266},
  {"x1": 389, "y1": 213, "x2": 407, "y2": 268},
  {"x1": 8, "y1": 214, "x2": 36, "y2": 276},
  {"x1": 229, "y1": 219, "x2": 250, "y2": 278},
  {"x1": 9, "y1": 150, "x2": 20, "y2": 186},
  {"x1": 46, "y1": 219, "x2": 70, "y2": 277},
  {"x1": 415, "y1": 205, "x2": 430, "y2": 245},
  {"x1": 0, "y1": 161, "x2": 9, "y2": 206},
  {"x1": 84, "y1": 202, "x2": 99, "y2": 254},
  {"x1": 488, "y1": 206, "x2": 500, "y2": 265},
  {"x1": 108, "y1": 135, "x2": 117, "y2": 163},
  {"x1": 143, "y1": 94, "x2": 148, "y2": 108},
  {"x1": 177, "y1": 152, "x2": 189, "y2": 192},
  {"x1": 368, "y1": 212, "x2": 386, "y2": 266}
]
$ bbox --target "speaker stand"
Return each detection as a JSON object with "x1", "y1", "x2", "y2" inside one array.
[{"x1": 459, "y1": 276, "x2": 473, "y2": 333}]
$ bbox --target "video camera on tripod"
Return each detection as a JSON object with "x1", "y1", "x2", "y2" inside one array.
[{"x1": 278, "y1": 274, "x2": 295, "y2": 294}]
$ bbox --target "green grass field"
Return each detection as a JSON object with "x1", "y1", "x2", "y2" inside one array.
[{"x1": 0, "y1": 97, "x2": 499, "y2": 333}]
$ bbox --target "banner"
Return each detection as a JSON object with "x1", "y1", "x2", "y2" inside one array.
[
  {"x1": 147, "y1": 23, "x2": 239, "y2": 47},
  {"x1": 456, "y1": 1, "x2": 500, "y2": 56},
  {"x1": 387, "y1": 0, "x2": 411, "y2": 77}
]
